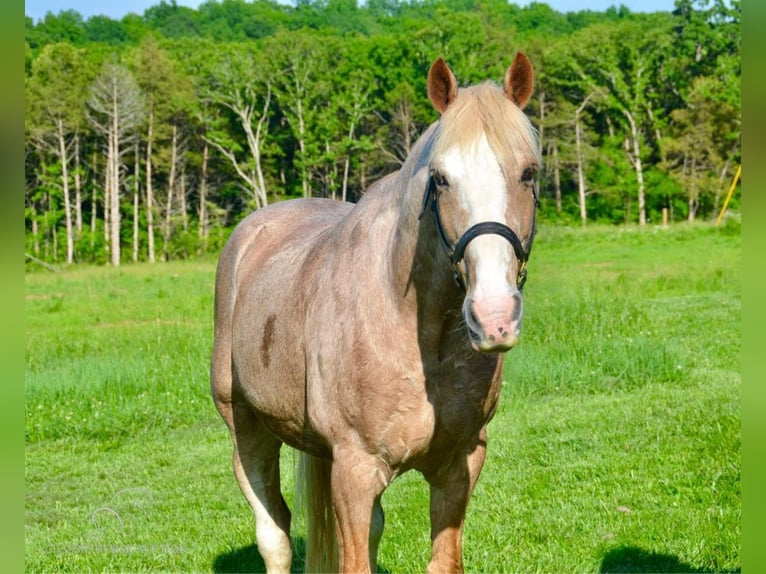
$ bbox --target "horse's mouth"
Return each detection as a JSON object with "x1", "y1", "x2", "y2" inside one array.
[
  {"x1": 463, "y1": 297, "x2": 519, "y2": 353},
  {"x1": 467, "y1": 329, "x2": 517, "y2": 353}
]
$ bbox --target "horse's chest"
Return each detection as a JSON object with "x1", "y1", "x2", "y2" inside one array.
[
  {"x1": 427, "y1": 355, "x2": 503, "y2": 436},
  {"x1": 369, "y1": 357, "x2": 502, "y2": 469}
]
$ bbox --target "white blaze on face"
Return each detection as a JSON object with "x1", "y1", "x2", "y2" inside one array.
[
  {"x1": 440, "y1": 134, "x2": 515, "y2": 300},
  {"x1": 440, "y1": 133, "x2": 525, "y2": 351}
]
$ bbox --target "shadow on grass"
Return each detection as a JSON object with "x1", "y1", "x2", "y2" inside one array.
[
  {"x1": 213, "y1": 538, "x2": 304, "y2": 574},
  {"x1": 213, "y1": 543, "x2": 268, "y2": 573},
  {"x1": 213, "y1": 538, "x2": 390, "y2": 573},
  {"x1": 600, "y1": 546, "x2": 741, "y2": 573}
]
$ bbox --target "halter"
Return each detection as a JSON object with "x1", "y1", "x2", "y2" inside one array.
[{"x1": 418, "y1": 170, "x2": 536, "y2": 291}]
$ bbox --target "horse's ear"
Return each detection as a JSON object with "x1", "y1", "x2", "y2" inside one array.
[
  {"x1": 504, "y1": 52, "x2": 534, "y2": 110},
  {"x1": 428, "y1": 57, "x2": 458, "y2": 114}
]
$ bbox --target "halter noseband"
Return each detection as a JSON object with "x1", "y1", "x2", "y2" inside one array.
[{"x1": 418, "y1": 171, "x2": 534, "y2": 291}]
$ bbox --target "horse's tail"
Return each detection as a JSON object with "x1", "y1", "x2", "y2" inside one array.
[{"x1": 296, "y1": 452, "x2": 338, "y2": 573}]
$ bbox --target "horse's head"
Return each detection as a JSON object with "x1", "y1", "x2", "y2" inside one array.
[{"x1": 423, "y1": 54, "x2": 539, "y2": 353}]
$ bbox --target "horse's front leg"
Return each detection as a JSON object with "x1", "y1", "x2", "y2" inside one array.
[
  {"x1": 331, "y1": 446, "x2": 391, "y2": 573},
  {"x1": 425, "y1": 433, "x2": 488, "y2": 574}
]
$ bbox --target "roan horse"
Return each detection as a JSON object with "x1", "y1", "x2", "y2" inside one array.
[{"x1": 211, "y1": 54, "x2": 540, "y2": 573}]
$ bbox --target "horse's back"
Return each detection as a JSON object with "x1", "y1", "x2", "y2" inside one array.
[
  {"x1": 217, "y1": 197, "x2": 351, "y2": 301},
  {"x1": 222, "y1": 198, "x2": 351, "y2": 268}
]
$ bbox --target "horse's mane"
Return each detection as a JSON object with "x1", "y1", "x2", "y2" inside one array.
[{"x1": 432, "y1": 82, "x2": 540, "y2": 176}]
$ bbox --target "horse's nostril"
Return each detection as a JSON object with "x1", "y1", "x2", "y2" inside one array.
[{"x1": 510, "y1": 294, "x2": 523, "y2": 323}]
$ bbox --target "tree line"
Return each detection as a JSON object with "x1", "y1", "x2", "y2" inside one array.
[{"x1": 25, "y1": 0, "x2": 741, "y2": 266}]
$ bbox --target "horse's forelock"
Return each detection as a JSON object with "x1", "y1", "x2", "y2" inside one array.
[{"x1": 432, "y1": 83, "x2": 540, "y2": 175}]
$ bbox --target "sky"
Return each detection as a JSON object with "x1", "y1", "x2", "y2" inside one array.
[{"x1": 25, "y1": 0, "x2": 677, "y2": 23}]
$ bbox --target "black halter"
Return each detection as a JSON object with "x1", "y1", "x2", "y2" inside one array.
[{"x1": 418, "y1": 171, "x2": 534, "y2": 291}]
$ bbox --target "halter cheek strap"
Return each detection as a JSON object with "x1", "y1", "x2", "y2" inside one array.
[{"x1": 418, "y1": 174, "x2": 532, "y2": 291}]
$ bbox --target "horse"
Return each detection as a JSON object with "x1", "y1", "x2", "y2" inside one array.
[{"x1": 211, "y1": 53, "x2": 540, "y2": 573}]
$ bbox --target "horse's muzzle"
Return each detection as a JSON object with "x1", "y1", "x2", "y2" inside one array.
[{"x1": 463, "y1": 293, "x2": 523, "y2": 353}]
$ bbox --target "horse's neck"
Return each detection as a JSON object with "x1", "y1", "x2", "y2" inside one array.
[{"x1": 387, "y1": 124, "x2": 463, "y2": 321}]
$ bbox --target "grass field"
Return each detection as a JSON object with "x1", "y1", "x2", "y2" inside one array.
[{"x1": 25, "y1": 221, "x2": 741, "y2": 573}]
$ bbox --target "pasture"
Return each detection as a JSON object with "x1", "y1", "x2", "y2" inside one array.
[{"x1": 25, "y1": 222, "x2": 740, "y2": 573}]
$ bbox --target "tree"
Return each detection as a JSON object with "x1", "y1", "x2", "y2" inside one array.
[
  {"x1": 335, "y1": 68, "x2": 375, "y2": 202},
  {"x1": 663, "y1": 75, "x2": 739, "y2": 220},
  {"x1": 26, "y1": 43, "x2": 92, "y2": 263},
  {"x1": 269, "y1": 31, "x2": 328, "y2": 198},
  {"x1": 365, "y1": 34, "x2": 428, "y2": 171},
  {"x1": 132, "y1": 34, "x2": 193, "y2": 262},
  {"x1": 23, "y1": 0, "x2": 741, "y2": 266},
  {"x1": 27, "y1": 10, "x2": 85, "y2": 47},
  {"x1": 88, "y1": 58, "x2": 144, "y2": 266},
  {"x1": 567, "y1": 17, "x2": 672, "y2": 225},
  {"x1": 196, "y1": 0, "x2": 289, "y2": 40},
  {"x1": 201, "y1": 43, "x2": 272, "y2": 209},
  {"x1": 538, "y1": 36, "x2": 602, "y2": 224},
  {"x1": 666, "y1": 0, "x2": 740, "y2": 219}
]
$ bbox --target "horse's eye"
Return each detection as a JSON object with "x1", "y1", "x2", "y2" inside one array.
[
  {"x1": 432, "y1": 171, "x2": 449, "y2": 188},
  {"x1": 521, "y1": 165, "x2": 538, "y2": 184}
]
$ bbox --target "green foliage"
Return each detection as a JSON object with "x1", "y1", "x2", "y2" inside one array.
[
  {"x1": 25, "y1": 224, "x2": 740, "y2": 571},
  {"x1": 24, "y1": 0, "x2": 741, "y2": 265}
]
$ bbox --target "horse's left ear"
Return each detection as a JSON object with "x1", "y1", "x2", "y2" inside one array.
[
  {"x1": 428, "y1": 57, "x2": 458, "y2": 114},
  {"x1": 504, "y1": 52, "x2": 534, "y2": 110}
]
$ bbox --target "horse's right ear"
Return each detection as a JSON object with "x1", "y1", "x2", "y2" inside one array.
[{"x1": 428, "y1": 57, "x2": 458, "y2": 114}]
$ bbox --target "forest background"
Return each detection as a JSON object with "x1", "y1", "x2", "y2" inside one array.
[{"x1": 24, "y1": 0, "x2": 741, "y2": 267}]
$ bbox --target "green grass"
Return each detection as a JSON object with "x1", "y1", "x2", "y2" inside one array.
[{"x1": 25, "y1": 222, "x2": 740, "y2": 573}]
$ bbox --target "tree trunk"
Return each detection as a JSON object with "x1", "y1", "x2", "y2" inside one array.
[
  {"x1": 688, "y1": 156, "x2": 698, "y2": 222},
  {"x1": 341, "y1": 120, "x2": 355, "y2": 203},
  {"x1": 574, "y1": 93, "x2": 597, "y2": 227},
  {"x1": 56, "y1": 118, "x2": 74, "y2": 264},
  {"x1": 133, "y1": 142, "x2": 140, "y2": 262},
  {"x1": 538, "y1": 90, "x2": 545, "y2": 162},
  {"x1": 209, "y1": 85, "x2": 270, "y2": 210},
  {"x1": 163, "y1": 124, "x2": 178, "y2": 261},
  {"x1": 74, "y1": 133, "x2": 82, "y2": 234},
  {"x1": 714, "y1": 158, "x2": 730, "y2": 214},
  {"x1": 180, "y1": 164, "x2": 188, "y2": 232},
  {"x1": 52, "y1": 220, "x2": 58, "y2": 262},
  {"x1": 103, "y1": 145, "x2": 111, "y2": 261},
  {"x1": 91, "y1": 151, "x2": 98, "y2": 243},
  {"x1": 575, "y1": 112, "x2": 587, "y2": 227},
  {"x1": 325, "y1": 140, "x2": 336, "y2": 200},
  {"x1": 198, "y1": 140, "x2": 209, "y2": 253},
  {"x1": 110, "y1": 94, "x2": 121, "y2": 266},
  {"x1": 146, "y1": 110, "x2": 156, "y2": 263},
  {"x1": 251, "y1": 87, "x2": 270, "y2": 208},
  {"x1": 624, "y1": 110, "x2": 646, "y2": 226},
  {"x1": 552, "y1": 142, "x2": 562, "y2": 215},
  {"x1": 297, "y1": 96, "x2": 310, "y2": 198},
  {"x1": 714, "y1": 138, "x2": 739, "y2": 213},
  {"x1": 32, "y1": 214, "x2": 39, "y2": 256},
  {"x1": 399, "y1": 98, "x2": 413, "y2": 161}
]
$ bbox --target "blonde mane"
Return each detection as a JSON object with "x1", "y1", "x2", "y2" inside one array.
[{"x1": 432, "y1": 82, "x2": 540, "y2": 176}]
